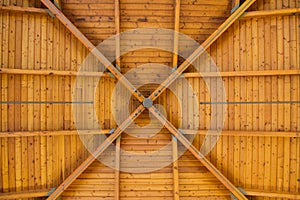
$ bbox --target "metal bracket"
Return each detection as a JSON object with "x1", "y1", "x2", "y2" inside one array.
[
  {"x1": 231, "y1": 4, "x2": 240, "y2": 14},
  {"x1": 230, "y1": 187, "x2": 247, "y2": 199},
  {"x1": 172, "y1": 135, "x2": 177, "y2": 142},
  {"x1": 171, "y1": 66, "x2": 177, "y2": 72},
  {"x1": 108, "y1": 128, "x2": 116, "y2": 134},
  {"x1": 116, "y1": 135, "x2": 122, "y2": 142},
  {"x1": 178, "y1": 129, "x2": 186, "y2": 135},
  {"x1": 46, "y1": 9, "x2": 55, "y2": 18},
  {"x1": 54, "y1": 0, "x2": 62, "y2": 10},
  {"x1": 115, "y1": 65, "x2": 121, "y2": 71},
  {"x1": 46, "y1": 187, "x2": 56, "y2": 197}
]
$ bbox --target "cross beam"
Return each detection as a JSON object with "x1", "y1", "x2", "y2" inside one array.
[
  {"x1": 47, "y1": 105, "x2": 145, "y2": 199},
  {"x1": 148, "y1": 0, "x2": 257, "y2": 102},
  {"x1": 40, "y1": 0, "x2": 145, "y2": 103},
  {"x1": 148, "y1": 106, "x2": 248, "y2": 200}
]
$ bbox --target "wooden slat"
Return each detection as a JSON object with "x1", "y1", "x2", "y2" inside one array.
[{"x1": 115, "y1": 0, "x2": 120, "y2": 67}]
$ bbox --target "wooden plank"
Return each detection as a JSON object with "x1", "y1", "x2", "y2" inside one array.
[
  {"x1": 8, "y1": 10, "x2": 16, "y2": 192},
  {"x1": 0, "y1": 5, "x2": 48, "y2": 14},
  {"x1": 244, "y1": 189, "x2": 300, "y2": 199},
  {"x1": 115, "y1": 0, "x2": 120, "y2": 67},
  {"x1": 172, "y1": 0, "x2": 180, "y2": 67},
  {"x1": 242, "y1": 8, "x2": 300, "y2": 19},
  {"x1": 0, "y1": 129, "x2": 298, "y2": 138},
  {"x1": 148, "y1": 107, "x2": 248, "y2": 200},
  {"x1": 0, "y1": 130, "x2": 111, "y2": 137},
  {"x1": 46, "y1": 105, "x2": 145, "y2": 199},
  {"x1": 115, "y1": 136, "x2": 121, "y2": 200},
  {"x1": 172, "y1": 137, "x2": 179, "y2": 200},
  {"x1": 0, "y1": 189, "x2": 50, "y2": 199},
  {"x1": 0, "y1": 68, "x2": 293, "y2": 86},
  {"x1": 14, "y1": 3, "x2": 22, "y2": 192},
  {"x1": 40, "y1": 0, "x2": 145, "y2": 102}
]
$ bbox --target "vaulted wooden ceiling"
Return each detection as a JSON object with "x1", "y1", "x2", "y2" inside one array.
[{"x1": 0, "y1": 0, "x2": 299, "y2": 199}]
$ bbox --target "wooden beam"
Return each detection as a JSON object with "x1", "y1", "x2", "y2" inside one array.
[
  {"x1": 40, "y1": 0, "x2": 145, "y2": 102},
  {"x1": 1, "y1": 68, "x2": 298, "y2": 77},
  {"x1": 115, "y1": 0, "x2": 121, "y2": 67},
  {"x1": 1, "y1": 129, "x2": 297, "y2": 138},
  {"x1": 172, "y1": 0, "x2": 180, "y2": 68},
  {"x1": 182, "y1": 130, "x2": 300, "y2": 138},
  {"x1": 46, "y1": 105, "x2": 145, "y2": 200},
  {"x1": 148, "y1": 107, "x2": 248, "y2": 200},
  {"x1": 115, "y1": 136, "x2": 121, "y2": 200},
  {"x1": 182, "y1": 69, "x2": 300, "y2": 78},
  {"x1": 1, "y1": 188, "x2": 297, "y2": 199},
  {"x1": 172, "y1": 136, "x2": 180, "y2": 200},
  {"x1": 0, "y1": 5, "x2": 48, "y2": 14},
  {"x1": 148, "y1": 0, "x2": 257, "y2": 102},
  {"x1": 0, "y1": 130, "x2": 111, "y2": 137},
  {"x1": 245, "y1": 189, "x2": 300, "y2": 199},
  {"x1": 0, "y1": 68, "x2": 110, "y2": 77},
  {"x1": 0, "y1": 189, "x2": 49, "y2": 199},
  {"x1": 172, "y1": 1, "x2": 180, "y2": 198},
  {"x1": 242, "y1": 8, "x2": 300, "y2": 19},
  {"x1": 1, "y1": 129, "x2": 298, "y2": 138}
]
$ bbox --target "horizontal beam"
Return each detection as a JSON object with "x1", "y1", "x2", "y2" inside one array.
[
  {"x1": 0, "y1": 68, "x2": 110, "y2": 77},
  {"x1": 245, "y1": 189, "x2": 300, "y2": 199},
  {"x1": 0, "y1": 188, "x2": 297, "y2": 199},
  {"x1": 242, "y1": 7, "x2": 300, "y2": 19},
  {"x1": 183, "y1": 70, "x2": 300, "y2": 78},
  {"x1": 0, "y1": 5, "x2": 48, "y2": 14},
  {"x1": 0, "y1": 189, "x2": 49, "y2": 199},
  {"x1": 0, "y1": 129, "x2": 298, "y2": 138},
  {"x1": 182, "y1": 129, "x2": 300, "y2": 138},
  {"x1": 2, "y1": 68, "x2": 298, "y2": 78},
  {"x1": 0, "y1": 130, "x2": 110, "y2": 137}
]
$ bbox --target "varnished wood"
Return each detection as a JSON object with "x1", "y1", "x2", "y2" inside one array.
[
  {"x1": 148, "y1": 0, "x2": 257, "y2": 102},
  {"x1": 40, "y1": 0, "x2": 145, "y2": 102},
  {"x1": 0, "y1": 5, "x2": 48, "y2": 14},
  {"x1": 46, "y1": 105, "x2": 145, "y2": 200},
  {"x1": 148, "y1": 106, "x2": 248, "y2": 200},
  {"x1": 0, "y1": 189, "x2": 49, "y2": 199}
]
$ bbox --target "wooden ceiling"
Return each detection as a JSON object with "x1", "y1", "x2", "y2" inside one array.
[{"x1": 0, "y1": 0, "x2": 299, "y2": 199}]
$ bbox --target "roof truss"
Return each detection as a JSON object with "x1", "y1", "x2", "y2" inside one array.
[{"x1": 40, "y1": 0, "x2": 257, "y2": 199}]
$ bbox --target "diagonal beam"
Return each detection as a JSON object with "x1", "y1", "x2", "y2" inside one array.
[
  {"x1": 148, "y1": 0, "x2": 257, "y2": 102},
  {"x1": 46, "y1": 105, "x2": 145, "y2": 200},
  {"x1": 148, "y1": 106, "x2": 248, "y2": 200},
  {"x1": 40, "y1": 0, "x2": 145, "y2": 102}
]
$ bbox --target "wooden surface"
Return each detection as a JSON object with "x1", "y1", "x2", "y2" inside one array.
[{"x1": 0, "y1": 0, "x2": 299, "y2": 199}]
